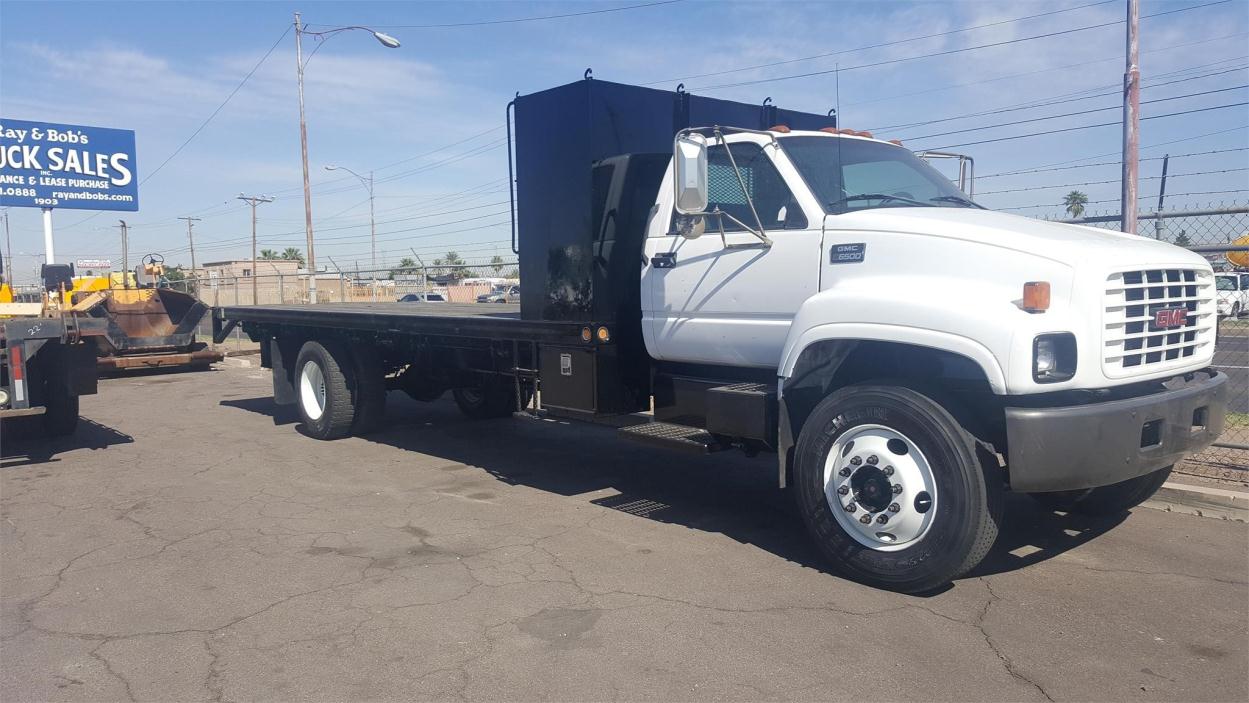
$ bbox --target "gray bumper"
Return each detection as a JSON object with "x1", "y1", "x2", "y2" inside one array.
[{"x1": 1005, "y1": 371, "x2": 1227, "y2": 492}]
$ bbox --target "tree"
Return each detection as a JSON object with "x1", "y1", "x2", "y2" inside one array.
[
  {"x1": 259, "y1": 249, "x2": 279, "y2": 260},
  {"x1": 389, "y1": 257, "x2": 416, "y2": 280},
  {"x1": 1063, "y1": 190, "x2": 1089, "y2": 219},
  {"x1": 164, "y1": 265, "x2": 196, "y2": 295},
  {"x1": 280, "y1": 248, "x2": 305, "y2": 266},
  {"x1": 490, "y1": 254, "x2": 505, "y2": 276},
  {"x1": 1173, "y1": 229, "x2": 1191, "y2": 248},
  {"x1": 443, "y1": 251, "x2": 465, "y2": 281}
]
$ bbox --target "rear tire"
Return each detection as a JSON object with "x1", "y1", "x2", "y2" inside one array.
[
  {"x1": 42, "y1": 388, "x2": 79, "y2": 437},
  {"x1": 349, "y1": 343, "x2": 386, "y2": 435},
  {"x1": 793, "y1": 384, "x2": 1002, "y2": 593},
  {"x1": 452, "y1": 380, "x2": 524, "y2": 419},
  {"x1": 294, "y1": 340, "x2": 357, "y2": 440},
  {"x1": 1029, "y1": 465, "x2": 1171, "y2": 516}
]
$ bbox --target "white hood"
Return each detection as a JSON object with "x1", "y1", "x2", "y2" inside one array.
[{"x1": 829, "y1": 207, "x2": 1210, "y2": 270}]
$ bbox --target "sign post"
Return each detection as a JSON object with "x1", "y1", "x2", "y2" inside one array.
[{"x1": 1, "y1": 118, "x2": 139, "y2": 280}]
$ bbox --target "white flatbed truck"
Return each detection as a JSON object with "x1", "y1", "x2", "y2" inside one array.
[{"x1": 215, "y1": 79, "x2": 1226, "y2": 592}]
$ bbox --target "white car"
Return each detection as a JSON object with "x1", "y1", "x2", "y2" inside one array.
[{"x1": 1215, "y1": 274, "x2": 1247, "y2": 317}]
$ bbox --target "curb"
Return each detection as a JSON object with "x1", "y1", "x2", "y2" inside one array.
[
  {"x1": 219, "y1": 356, "x2": 256, "y2": 369},
  {"x1": 1143, "y1": 481, "x2": 1248, "y2": 522}
]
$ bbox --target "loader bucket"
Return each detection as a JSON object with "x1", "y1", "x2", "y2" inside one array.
[{"x1": 78, "y1": 288, "x2": 220, "y2": 368}]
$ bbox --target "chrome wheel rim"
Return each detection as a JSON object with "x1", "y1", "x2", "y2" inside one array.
[
  {"x1": 823, "y1": 424, "x2": 938, "y2": 551},
  {"x1": 299, "y1": 361, "x2": 327, "y2": 421}
]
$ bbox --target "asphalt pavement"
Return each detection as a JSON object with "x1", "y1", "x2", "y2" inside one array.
[
  {"x1": 2, "y1": 365, "x2": 1247, "y2": 702},
  {"x1": 1214, "y1": 329, "x2": 1247, "y2": 414}
]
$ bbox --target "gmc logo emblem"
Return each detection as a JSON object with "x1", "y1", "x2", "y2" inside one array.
[{"x1": 1153, "y1": 307, "x2": 1188, "y2": 329}]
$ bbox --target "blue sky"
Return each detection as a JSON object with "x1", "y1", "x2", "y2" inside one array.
[{"x1": 2, "y1": 0, "x2": 1247, "y2": 283}]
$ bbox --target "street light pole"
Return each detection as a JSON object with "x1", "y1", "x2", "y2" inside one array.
[
  {"x1": 323, "y1": 164, "x2": 376, "y2": 272},
  {"x1": 293, "y1": 13, "x2": 400, "y2": 304},
  {"x1": 238, "y1": 194, "x2": 274, "y2": 305}
]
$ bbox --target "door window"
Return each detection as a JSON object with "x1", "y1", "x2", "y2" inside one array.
[{"x1": 701, "y1": 142, "x2": 806, "y2": 231}]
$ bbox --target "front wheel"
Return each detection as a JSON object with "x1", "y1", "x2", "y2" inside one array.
[{"x1": 793, "y1": 385, "x2": 1002, "y2": 593}]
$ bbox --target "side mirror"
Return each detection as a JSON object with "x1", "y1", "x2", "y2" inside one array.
[{"x1": 673, "y1": 133, "x2": 708, "y2": 214}]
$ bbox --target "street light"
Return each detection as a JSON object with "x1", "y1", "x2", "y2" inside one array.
[
  {"x1": 294, "y1": 13, "x2": 400, "y2": 303},
  {"x1": 323, "y1": 165, "x2": 375, "y2": 274}
]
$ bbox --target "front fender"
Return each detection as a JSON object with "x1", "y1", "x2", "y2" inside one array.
[{"x1": 778, "y1": 286, "x2": 1013, "y2": 395}]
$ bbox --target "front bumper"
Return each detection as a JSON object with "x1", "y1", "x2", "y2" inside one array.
[{"x1": 1004, "y1": 370, "x2": 1227, "y2": 492}]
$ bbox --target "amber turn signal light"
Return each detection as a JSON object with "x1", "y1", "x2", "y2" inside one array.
[
  {"x1": 580, "y1": 327, "x2": 592, "y2": 343},
  {"x1": 596, "y1": 326, "x2": 611, "y2": 343},
  {"x1": 1022, "y1": 281, "x2": 1051, "y2": 313}
]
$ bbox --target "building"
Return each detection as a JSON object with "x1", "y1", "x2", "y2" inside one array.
[{"x1": 200, "y1": 259, "x2": 300, "y2": 280}]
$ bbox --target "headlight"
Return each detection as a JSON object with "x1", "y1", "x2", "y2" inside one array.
[
  {"x1": 1034, "y1": 333, "x2": 1077, "y2": 383},
  {"x1": 0, "y1": 388, "x2": 8, "y2": 406}
]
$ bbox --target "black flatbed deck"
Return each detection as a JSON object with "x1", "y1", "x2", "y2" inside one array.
[{"x1": 215, "y1": 303, "x2": 591, "y2": 344}]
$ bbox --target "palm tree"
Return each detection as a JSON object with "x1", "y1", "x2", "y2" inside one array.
[
  {"x1": 280, "y1": 248, "x2": 305, "y2": 266},
  {"x1": 259, "y1": 249, "x2": 279, "y2": 260},
  {"x1": 1063, "y1": 190, "x2": 1089, "y2": 219},
  {"x1": 389, "y1": 257, "x2": 417, "y2": 279},
  {"x1": 490, "y1": 254, "x2": 505, "y2": 276},
  {"x1": 443, "y1": 251, "x2": 465, "y2": 281}
]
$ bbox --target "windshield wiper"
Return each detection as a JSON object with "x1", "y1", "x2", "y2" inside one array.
[
  {"x1": 930, "y1": 195, "x2": 986, "y2": 209},
  {"x1": 830, "y1": 193, "x2": 929, "y2": 209}
]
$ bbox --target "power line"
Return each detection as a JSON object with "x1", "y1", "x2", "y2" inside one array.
[
  {"x1": 646, "y1": 0, "x2": 1117, "y2": 86},
  {"x1": 979, "y1": 148, "x2": 1249, "y2": 179},
  {"x1": 903, "y1": 84, "x2": 1247, "y2": 142},
  {"x1": 977, "y1": 168, "x2": 1249, "y2": 196},
  {"x1": 998, "y1": 189, "x2": 1249, "y2": 211},
  {"x1": 920, "y1": 101, "x2": 1248, "y2": 151},
  {"x1": 873, "y1": 64, "x2": 1247, "y2": 134},
  {"x1": 693, "y1": 1, "x2": 1230, "y2": 91},
  {"x1": 844, "y1": 32, "x2": 1247, "y2": 110},
  {"x1": 331, "y1": 0, "x2": 684, "y2": 29}
]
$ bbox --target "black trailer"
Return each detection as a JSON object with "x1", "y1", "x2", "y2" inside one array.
[
  {"x1": 214, "y1": 78, "x2": 834, "y2": 439},
  {"x1": 1, "y1": 314, "x2": 106, "y2": 436}
]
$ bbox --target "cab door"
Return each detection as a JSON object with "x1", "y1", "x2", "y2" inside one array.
[{"x1": 641, "y1": 138, "x2": 823, "y2": 369}]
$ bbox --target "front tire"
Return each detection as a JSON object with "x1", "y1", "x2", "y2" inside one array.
[{"x1": 793, "y1": 385, "x2": 1002, "y2": 593}]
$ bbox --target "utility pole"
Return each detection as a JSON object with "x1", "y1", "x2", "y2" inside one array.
[
  {"x1": 177, "y1": 216, "x2": 201, "y2": 281},
  {"x1": 2, "y1": 210, "x2": 11, "y2": 286},
  {"x1": 294, "y1": 12, "x2": 318, "y2": 304},
  {"x1": 237, "y1": 194, "x2": 274, "y2": 305},
  {"x1": 118, "y1": 220, "x2": 130, "y2": 288},
  {"x1": 1154, "y1": 154, "x2": 1169, "y2": 241},
  {"x1": 1120, "y1": 0, "x2": 1140, "y2": 235}
]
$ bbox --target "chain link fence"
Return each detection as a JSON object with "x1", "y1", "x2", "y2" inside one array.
[{"x1": 1046, "y1": 205, "x2": 1249, "y2": 476}]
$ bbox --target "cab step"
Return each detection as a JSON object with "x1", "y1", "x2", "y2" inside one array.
[{"x1": 617, "y1": 421, "x2": 726, "y2": 454}]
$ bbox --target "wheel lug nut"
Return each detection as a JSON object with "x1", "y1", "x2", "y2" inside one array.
[
  {"x1": 859, "y1": 514, "x2": 872, "y2": 524},
  {"x1": 850, "y1": 456, "x2": 862, "y2": 466},
  {"x1": 844, "y1": 502, "x2": 857, "y2": 513},
  {"x1": 837, "y1": 486, "x2": 849, "y2": 496},
  {"x1": 876, "y1": 514, "x2": 889, "y2": 524},
  {"x1": 888, "y1": 503, "x2": 900, "y2": 513},
  {"x1": 892, "y1": 484, "x2": 903, "y2": 495},
  {"x1": 839, "y1": 467, "x2": 852, "y2": 477},
  {"x1": 866, "y1": 455, "x2": 879, "y2": 465},
  {"x1": 883, "y1": 466, "x2": 894, "y2": 476}
]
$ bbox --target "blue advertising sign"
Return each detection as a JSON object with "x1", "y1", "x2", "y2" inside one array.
[{"x1": 0, "y1": 119, "x2": 138, "y2": 211}]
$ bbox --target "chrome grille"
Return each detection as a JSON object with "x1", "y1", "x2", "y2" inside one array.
[{"x1": 1103, "y1": 268, "x2": 1215, "y2": 377}]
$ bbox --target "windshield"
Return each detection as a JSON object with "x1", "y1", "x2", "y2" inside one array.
[
  {"x1": 781, "y1": 136, "x2": 978, "y2": 213},
  {"x1": 1216, "y1": 276, "x2": 1236, "y2": 291}
]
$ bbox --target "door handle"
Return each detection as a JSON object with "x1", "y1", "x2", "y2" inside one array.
[{"x1": 651, "y1": 252, "x2": 677, "y2": 268}]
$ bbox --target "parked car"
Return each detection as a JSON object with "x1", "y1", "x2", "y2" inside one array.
[
  {"x1": 397, "y1": 292, "x2": 446, "y2": 303},
  {"x1": 477, "y1": 285, "x2": 519, "y2": 304},
  {"x1": 1215, "y1": 274, "x2": 1246, "y2": 317}
]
